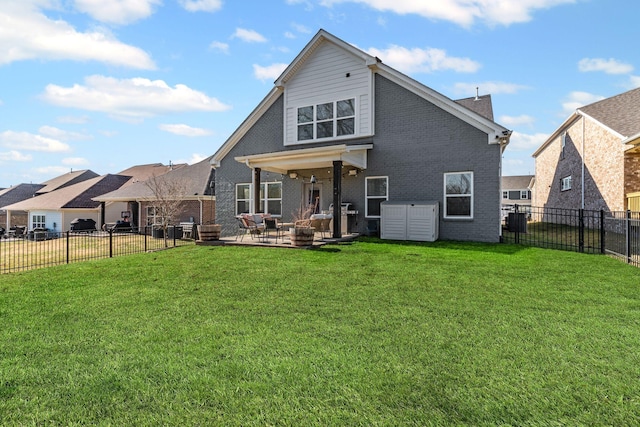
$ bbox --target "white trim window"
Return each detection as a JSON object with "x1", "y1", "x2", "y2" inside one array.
[
  {"x1": 444, "y1": 172, "x2": 473, "y2": 219},
  {"x1": 32, "y1": 214, "x2": 46, "y2": 229},
  {"x1": 297, "y1": 98, "x2": 355, "y2": 141},
  {"x1": 365, "y1": 176, "x2": 388, "y2": 218},
  {"x1": 520, "y1": 190, "x2": 529, "y2": 200},
  {"x1": 502, "y1": 191, "x2": 508, "y2": 199},
  {"x1": 236, "y1": 182, "x2": 282, "y2": 216},
  {"x1": 561, "y1": 176, "x2": 572, "y2": 191},
  {"x1": 146, "y1": 206, "x2": 165, "y2": 226}
]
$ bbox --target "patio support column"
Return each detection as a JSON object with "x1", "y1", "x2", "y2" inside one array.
[
  {"x1": 253, "y1": 167, "x2": 261, "y2": 214},
  {"x1": 332, "y1": 160, "x2": 342, "y2": 238}
]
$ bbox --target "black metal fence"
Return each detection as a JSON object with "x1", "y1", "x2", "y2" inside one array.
[
  {"x1": 502, "y1": 205, "x2": 640, "y2": 267},
  {"x1": 0, "y1": 225, "x2": 193, "y2": 274}
]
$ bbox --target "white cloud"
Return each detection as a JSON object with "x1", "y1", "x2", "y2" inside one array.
[
  {"x1": 57, "y1": 115, "x2": 90, "y2": 124},
  {"x1": 506, "y1": 131, "x2": 548, "y2": 152},
  {"x1": 62, "y1": 157, "x2": 90, "y2": 166},
  {"x1": 366, "y1": 45, "x2": 480, "y2": 74},
  {"x1": 0, "y1": 131, "x2": 71, "y2": 152},
  {"x1": 291, "y1": 23, "x2": 312, "y2": 34},
  {"x1": 35, "y1": 166, "x2": 72, "y2": 176},
  {"x1": 73, "y1": 0, "x2": 160, "y2": 25},
  {"x1": 562, "y1": 91, "x2": 605, "y2": 115},
  {"x1": 578, "y1": 58, "x2": 634, "y2": 75},
  {"x1": 179, "y1": 0, "x2": 223, "y2": 12},
  {"x1": 39, "y1": 125, "x2": 93, "y2": 141},
  {"x1": 0, "y1": 2, "x2": 155, "y2": 69},
  {"x1": 232, "y1": 28, "x2": 267, "y2": 43},
  {"x1": 189, "y1": 153, "x2": 207, "y2": 164},
  {"x1": 253, "y1": 63, "x2": 288, "y2": 82},
  {"x1": 318, "y1": 0, "x2": 576, "y2": 27},
  {"x1": 499, "y1": 115, "x2": 536, "y2": 128},
  {"x1": 159, "y1": 124, "x2": 213, "y2": 137},
  {"x1": 0, "y1": 150, "x2": 33, "y2": 162},
  {"x1": 41, "y1": 75, "x2": 231, "y2": 119},
  {"x1": 209, "y1": 41, "x2": 229, "y2": 54},
  {"x1": 630, "y1": 76, "x2": 640, "y2": 88},
  {"x1": 284, "y1": 31, "x2": 296, "y2": 39},
  {"x1": 453, "y1": 81, "x2": 529, "y2": 96}
]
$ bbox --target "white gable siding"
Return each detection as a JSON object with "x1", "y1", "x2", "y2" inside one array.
[{"x1": 284, "y1": 42, "x2": 373, "y2": 145}]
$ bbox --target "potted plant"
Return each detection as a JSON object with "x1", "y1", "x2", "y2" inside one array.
[{"x1": 289, "y1": 205, "x2": 315, "y2": 246}]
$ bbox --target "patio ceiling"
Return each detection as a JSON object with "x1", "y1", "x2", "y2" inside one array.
[{"x1": 234, "y1": 144, "x2": 374, "y2": 174}]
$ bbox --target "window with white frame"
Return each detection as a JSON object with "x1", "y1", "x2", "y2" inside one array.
[
  {"x1": 32, "y1": 214, "x2": 45, "y2": 229},
  {"x1": 297, "y1": 98, "x2": 355, "y2": 141},
  {"x1": 561, "y1": 176, "x2": 572, "y2": 191},
  {"x1": 236, "y1": 182, "x2": 282, "y2": 216},
  {"x1": 365, "y1": 176, "x2": 388, "y2": 217},
  {"x1": 520, "y1": 190, "x2": 529, "y2": 199},
  {"x1": 146, "y1": 206, "x2": 165, "y2": 226},
  {"x1": 444, "y1": 172, "x2": 473, "y2": 218},
  {"x1": 502, "y1": 191, "x2": 508, "y2": 199}
]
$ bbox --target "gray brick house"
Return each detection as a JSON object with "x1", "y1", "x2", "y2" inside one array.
[
  {"x1": 532, "y1": 87, "x2": 640, "y2": 212},
  {"x1": 211, "y1": 30, "x2": 511, "y2": 242}
]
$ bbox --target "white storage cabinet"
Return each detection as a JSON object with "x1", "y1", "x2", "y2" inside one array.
[{"x1": 380, "y1": 201, "x2": 439, "y2": 242}]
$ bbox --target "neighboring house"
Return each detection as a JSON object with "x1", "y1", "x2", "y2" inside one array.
[
  {"x1": 1, "y1": 170, "x2": 99, "y2": 230},
  {"x1": 211, "y1": 30, "x2": 511, "y2": 242},
  {"x1": 94, "y1": 156, "x2": 215, "y2": 229},
  {"x1": 0, "y1": 183, "x2": 46, "y2": 229},
  {"x1": 96, "y1": 163, "x2": 187, "y2": 226},
  {"x1": 36, "y1": 169, "x2": 100, "y2": 195},
  {"x1": 532, "y1": 87, "x2": 640, "y2": 212},
  {"x1": 501, "y1": 175, "x2": 534, "y2": 208},
  {"x1": 3, "y1": 174, "x2": 132, "y2": 232}
]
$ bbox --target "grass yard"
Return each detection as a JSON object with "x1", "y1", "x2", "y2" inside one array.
[
  {"x1": 1, "y1": 239, "x2": 639, "y2": 425},
  {"x1": 0, "y1": 232, "x2": 190, "y2": 273}
]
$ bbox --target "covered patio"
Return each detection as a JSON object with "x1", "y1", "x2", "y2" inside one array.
[{"x1": 233, "y1": 143, "x2": 373, "y2": 239}]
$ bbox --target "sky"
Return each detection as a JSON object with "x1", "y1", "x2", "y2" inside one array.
[{"x1": 1, "y1": 0, "x2": 639, "y2": 188}]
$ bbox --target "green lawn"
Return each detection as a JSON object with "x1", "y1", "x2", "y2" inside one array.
[{"x1": 1, "y1": 239, "x2": 639, "y2": 425}]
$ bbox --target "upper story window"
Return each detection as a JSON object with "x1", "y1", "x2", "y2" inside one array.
[
  {"x1": 502, "y1": 191, "x2": 508, "y2": 199},
  {"x1": 297, "y1": 98, "x2": 355, "y2": 141},
  {"x1": 520, "y1": 190, "x2": 529, "y2": 199},
  {"x1": 561, "y1": 176, "x2": 572, "y2": 191}
]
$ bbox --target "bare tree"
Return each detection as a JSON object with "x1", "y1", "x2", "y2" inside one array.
[{"x1": 144, "y1": 174, "x2": 188, "y2": 247}]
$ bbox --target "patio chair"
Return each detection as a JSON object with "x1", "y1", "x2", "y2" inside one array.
[
  {"x1": 310, "y1": 214, "x2": 332, "y2": 239},
  {"x1": 263, "y1": 218, "x2": 283, "y2": 243},
  {"x1": 235, "y1": 216, "x2": 251, "y2": 241}
]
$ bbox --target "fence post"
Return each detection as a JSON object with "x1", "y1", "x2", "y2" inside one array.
[
  {"x1": 627, "y1": 210, "x2": 632, "y2": 264},
  {"x1": 109, "y1": 229, "x2": 113, "y2": 258},
  {"x1": 600, "y1": 210, "x2": 605, "y2": 254},
  {"x1": 144, "y1": 226, "x2": 148, "y2": 252},
  {"x1": 66, "y1": 231, "x2": 70, "y2": 264},
  {"x1": 578, "y1": 209, "x2": 584, "y2": 253},
  {"x1": 514, "y1": 204, "x2": 520, "y2": 244}
]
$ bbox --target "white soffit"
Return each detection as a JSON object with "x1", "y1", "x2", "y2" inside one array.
[{"x1": 234, "y1": 144, "x2": 373, "y2": 174}]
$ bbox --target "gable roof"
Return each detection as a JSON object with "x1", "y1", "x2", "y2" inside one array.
[
  {"x1": 579, "y1": 86, "x2": 640, "y2": 139},
  {"x1": 0, "y1": 183, "x2": 45, "y2": 209},
  {"x1": 117, "y1": 163, "x2": 187, "y2": 184},
  {"x1": 37, "y1": 169, "x2": 99, "y2": 194},
  {"x1": 533, "y1": 86, "x2": 640, "y2": 157},
  {"x1": 95, "y1": 156, "x2": 215, "y2": 202},
  {"x1": 212, "y1": 29, "x2": 511, "y2": 167},
  {"x1": 3, "y1": 174, "x2": 131, "y2": 211},
  {"x1": 455, "y1": 94, "x2": 494, "y2": 121},
  {"x1": 502, "y1": 175, "x2": 534, "y2": 190}
]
